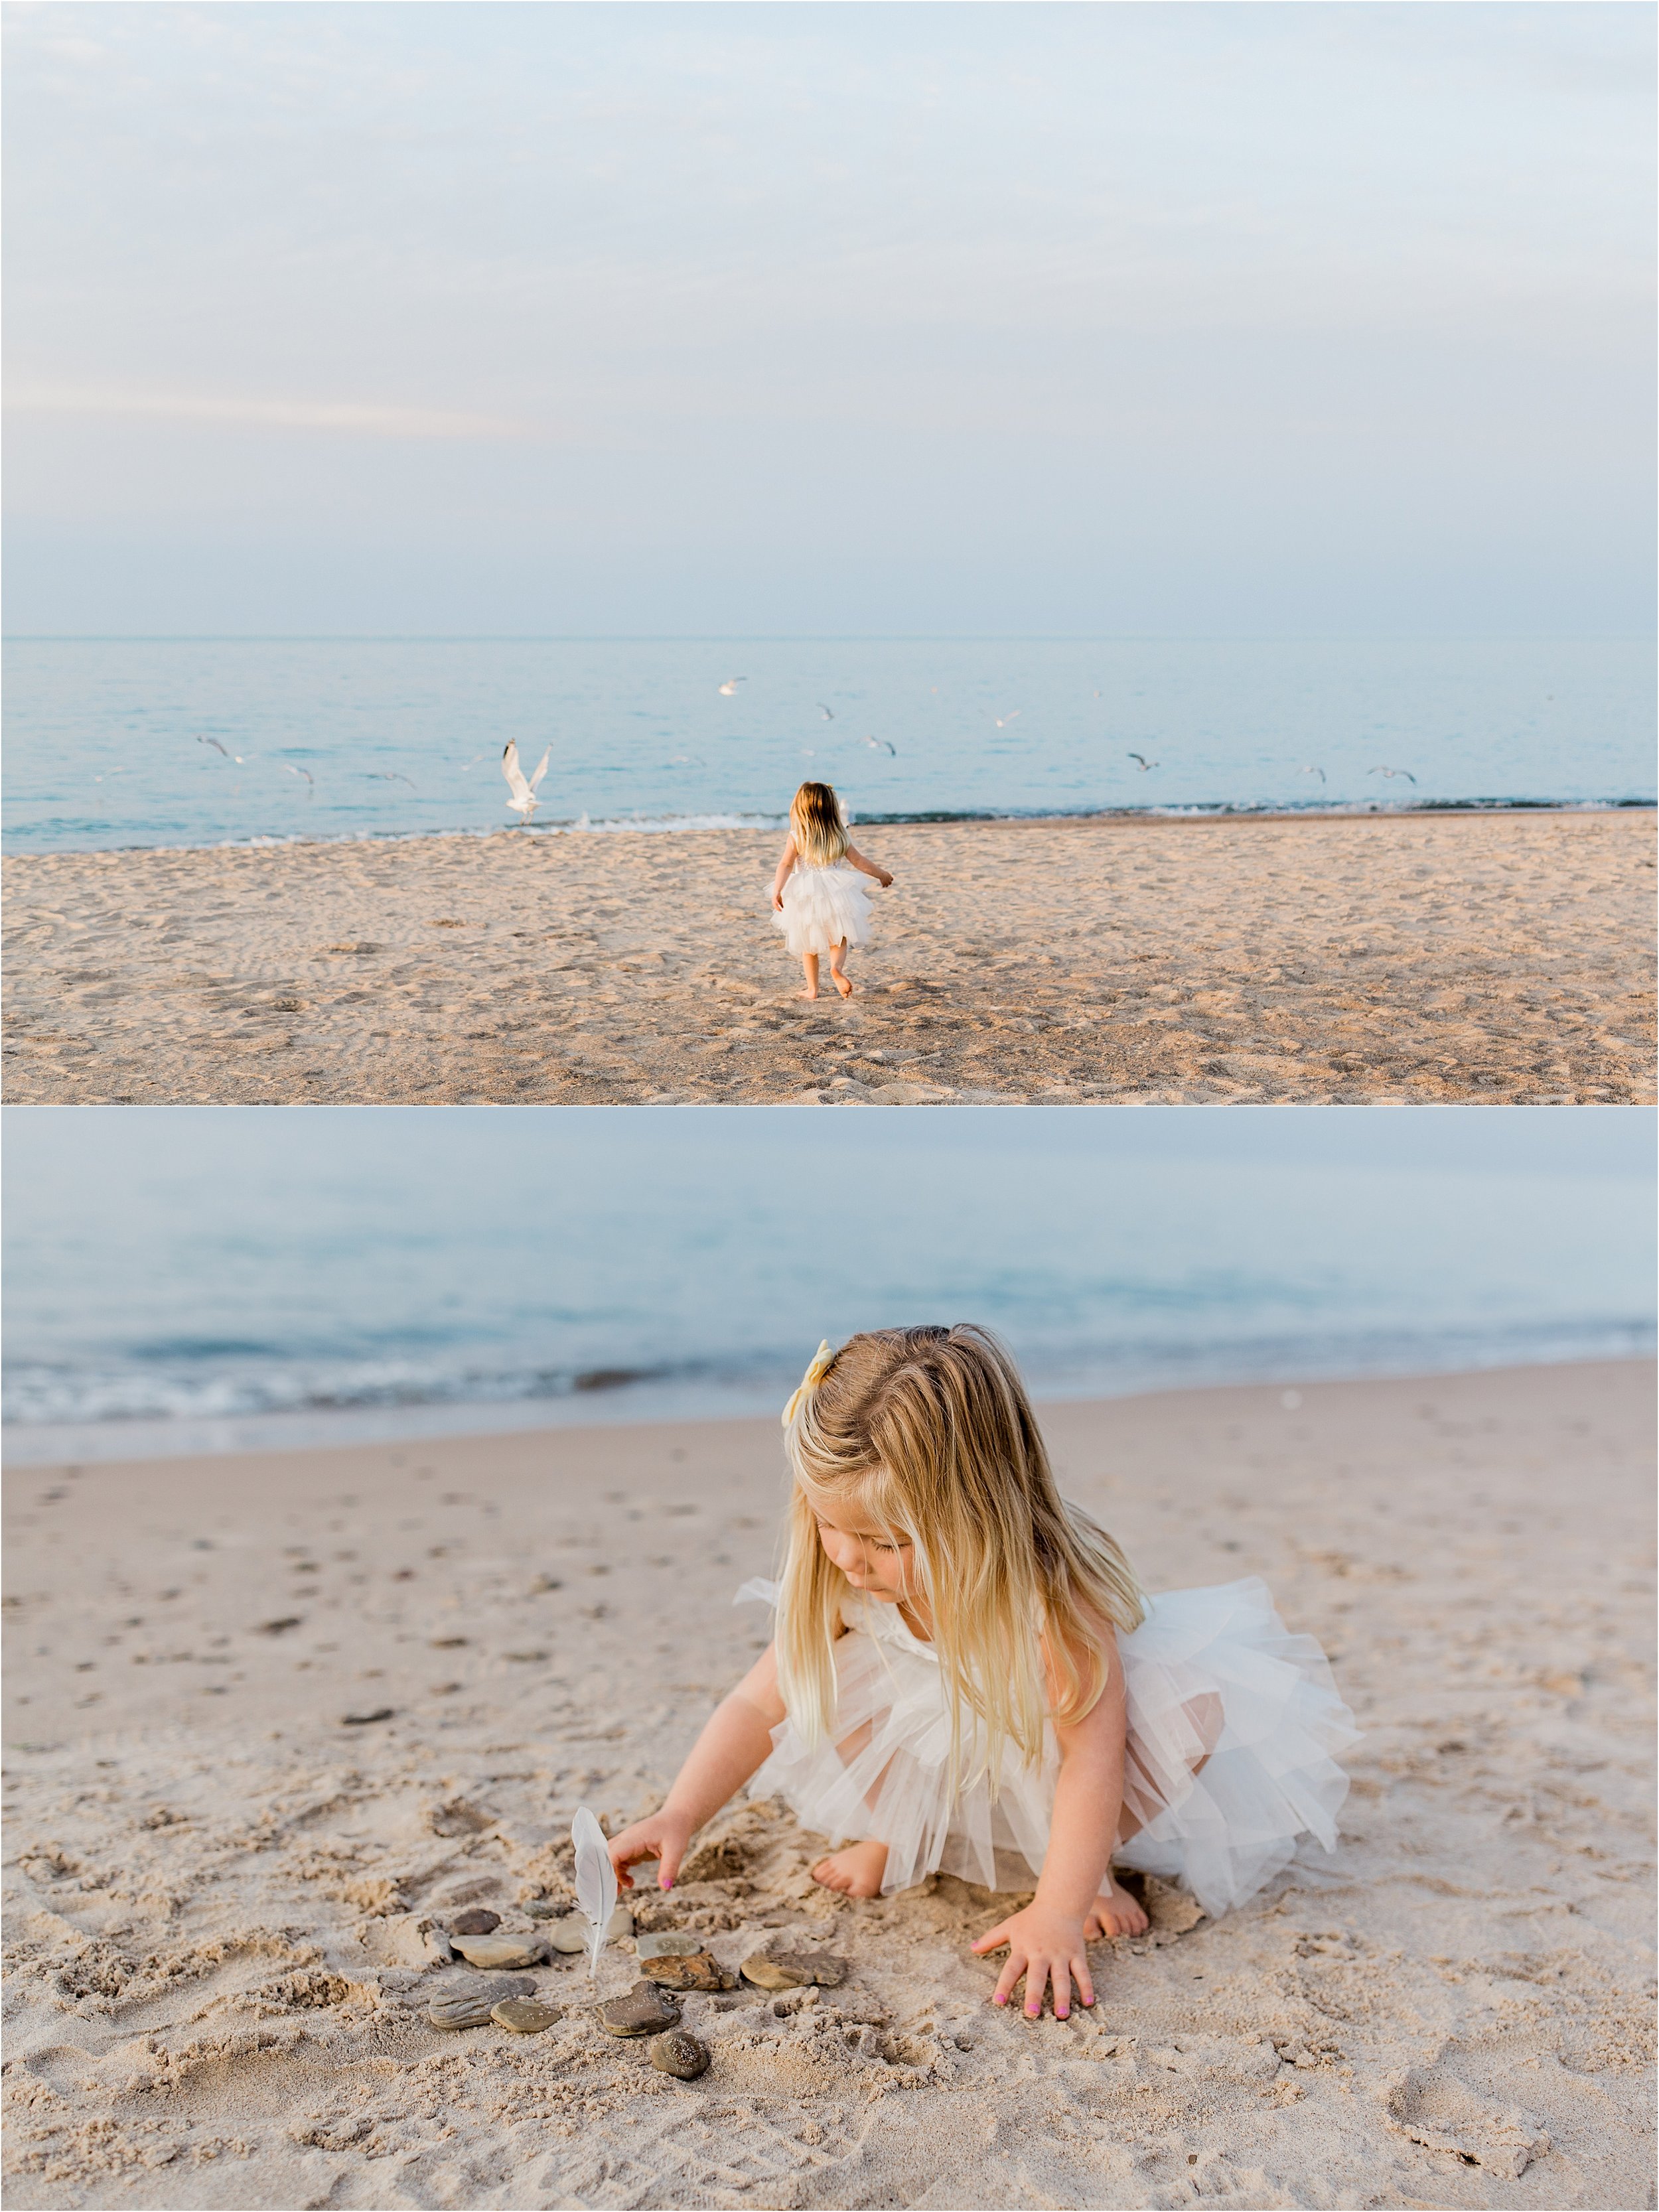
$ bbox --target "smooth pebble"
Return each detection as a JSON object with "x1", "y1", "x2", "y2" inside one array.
[
  {"x1": 648, "y1": 2029, "x2": 711, "y2": 2080},
  {"x1": 491, "y1": 1998, "x2": 560, "y2": 2034}
]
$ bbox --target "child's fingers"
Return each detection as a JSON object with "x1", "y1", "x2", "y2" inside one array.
[
  {"x1": 1072, "y1": 1953, "x2": 1096, "y2": 2009},
  {"x1": 1023, "y1": 1956, "x2": 1050, "y2": 2018},
  {"x1": 991, "y1": 1951, "x2": 1026, "y2": 2007},
  {"x1": 656, "y1": 1835, "x2": 684, "y2": 1891},
  {"x1": 970, "y1": 1921, "x2": 1011, "y2": 1956}
]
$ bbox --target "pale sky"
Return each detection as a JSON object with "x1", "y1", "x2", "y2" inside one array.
[{"x1": 4, "y1": 2, "x2": 1653, "y2": 635}]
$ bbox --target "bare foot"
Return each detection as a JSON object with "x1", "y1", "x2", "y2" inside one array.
[
  {"x1": 810, "y1": 1839, "x2": 889, "y2": 1896},
  {"x1": 1085, "y1": 1881, "x2": 1149, "y2": 1939},
  {"x1": 798, "y1": 987, "x2": 819, "y2": 1001},
  {"x1": 832, "y1": 972, "x2": 853, "y2": 998}
]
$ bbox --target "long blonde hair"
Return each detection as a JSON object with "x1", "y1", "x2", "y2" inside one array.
[
  {"x1": 790, "y1": 781, "x2": 849, "y2": 866},
  {"x1": 776, "y1": 1325, "x2": 1144, "y2": 1792}
]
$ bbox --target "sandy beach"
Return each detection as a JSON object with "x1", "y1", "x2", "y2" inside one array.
[
  {"x1": 3, "y1": 1359, "x2": 1652, "y2": 2209},
  {"x1": 5, "y1": 811, "x2": 1653, "y2": 1105}
]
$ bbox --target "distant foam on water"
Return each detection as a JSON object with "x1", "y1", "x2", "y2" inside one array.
[{"x1": 4, "y1": 1320, "x2": 1651, "y2": 1465}]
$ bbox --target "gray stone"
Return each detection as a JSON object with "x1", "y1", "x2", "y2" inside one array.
[
  {"x1": 741, "y1": 1947, "x2": 847, "y2": 1992},
  {"x1": 545, "y1": 1906, "x2": 631, "y2": 1954},
  {"x1": 451, "y1": 1935, "x2": 545, "y2": 1970},
  {"x1": 636, "y1": 1931, "x2": 709, "y2": 1960},
  {"x1": 491, "y1": 1998, "x2": 560, "y2": 2034},
  {"x1": 596, "y1": 1982, "x2": 682, "y2": 2039},
  {"x1": 648, "y1": 2029, "x2": 711, "y2": 2080},
  {"x1": 427, "y1": 1975, "x2": 536, "y2": 2030}
]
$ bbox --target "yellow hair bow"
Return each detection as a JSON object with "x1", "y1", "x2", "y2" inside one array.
[{"x1": 782, "y1": 1340, "x2": 835, "y2": 1429}]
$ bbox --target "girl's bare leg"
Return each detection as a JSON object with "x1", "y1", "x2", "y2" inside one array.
[
  {"x1": 799, "y1": 952, "x2": 820, "y2": 1000},
  {"x1": 810, "y1": 1717, "x2": 889, "y2": 1894},
  {"x1": 1088, "y1": 1691, "x2": 1223, "y2": 1938},
  {"x1": 828, "y1": 940, "x2": 853, "y2": 997}
]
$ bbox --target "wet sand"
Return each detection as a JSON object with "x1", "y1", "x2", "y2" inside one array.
[
  {"x1": 4, "y1": 811, "x2": 1653, "y2": 1104},
  {"x1": 4, "y1": 1361, "x2": 1653, "y2": 2209}
]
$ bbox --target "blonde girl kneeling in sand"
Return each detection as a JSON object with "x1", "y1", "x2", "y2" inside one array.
[
  {"x1": 771, "y1": 781, "x2": 893, "y2": 999},
  {"x1": 607, "y1": 1326, "x2": 1358, "y2": 2020}
]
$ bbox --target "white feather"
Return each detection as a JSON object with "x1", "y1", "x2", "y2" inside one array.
[{"x1": 571, "y1": 1805, "x2": 617, "y2": 1979}]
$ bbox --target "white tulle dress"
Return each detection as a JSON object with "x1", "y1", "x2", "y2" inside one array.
[
  {"x1": 735, "y1": 1576, "x2": 1358, "y2": 1917},
  {"x1": 776, "y1": 861, "x2": 874, "y2": 959}
]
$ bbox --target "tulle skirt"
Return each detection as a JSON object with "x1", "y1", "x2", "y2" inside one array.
[
  {"x1": 751, "y1": 1578, "x2": 1360, "y2": 1918},
  {"x1": 775, "y1": 863, "x2": 873, "y2": 959}
]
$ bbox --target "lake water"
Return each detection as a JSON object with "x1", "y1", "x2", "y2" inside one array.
[
  {"x1": 4, "y1": 1108, "x2": 1650, "y2": 1463},
  {"x1": 4, "y1": 636, "x2": 1652, "y2": 854}
]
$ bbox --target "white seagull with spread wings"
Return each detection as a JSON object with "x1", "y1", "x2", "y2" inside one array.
[{"x1": 502, "y1": 740, "x2": 551, "y2": 823}]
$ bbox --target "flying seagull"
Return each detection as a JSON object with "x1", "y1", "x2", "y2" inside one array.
[
  {"x1": 1368, "y1": 766, "x2": 1417, "y2": 784},
  {"x1": 1127, "y1": 752, "x2": 1159, "y2": 772},
  {"x1": 817, "y1": 705, "x2": 835, "y2": 720},
  {"x1": 995, "y1": 711, "x2": 1021, "y2": 728},
  {"x1": 283, "y1": 765, "x2": 315, "y2": 794},
  {"x1": 366, "y1": 770, "x2": 417, "y2": 789},
  {"x1": 863, "y1": 735, "x2": 897, "y2": 756},
  {"x1": 717, "y1": 677, "x2": 747, "y2": 697},
  {"x1": 1298, "y1": 766, "x2": 1326, "y2": 784},
  {"x1": 197, "y1": 735, "x2": 230, "y2": 757},
  {"x1": 502, "y1": 740, "x2": 551, "y2": 822}
]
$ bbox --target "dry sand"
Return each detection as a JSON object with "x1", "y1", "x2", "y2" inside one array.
[
  {"x1": 3, "y1": 1360, "x2": 1653, "y2": 2210},
  {"x1": 4, "y1": 811, "x2": 1653, "y2": 1105}
]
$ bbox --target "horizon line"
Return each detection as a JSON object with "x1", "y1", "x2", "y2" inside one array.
[{"x1": 7, "y1": 632, "x2": 1656, "y2": 647}]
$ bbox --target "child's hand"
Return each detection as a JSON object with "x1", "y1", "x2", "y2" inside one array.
[
  {"x1": 772, "y1": 890, "x2": 785, "y2": 911},
  {"x1": 876, "y1": 870, "x2": 894, "y2": 888},
  {"x1": 972, "y1": 1901, "x2": 1096, "y2": 2020},
  {"x1": 607, "y1": 1807, "x2": 695, "y2": 1892}
]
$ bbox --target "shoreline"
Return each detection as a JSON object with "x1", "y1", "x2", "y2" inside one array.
[
  {"x1": 5, "y1": 1344, "x2": 1654, "y2": 1469},
  {"x1": 4, "y1": 1360, "x2": 1652, "y2": 2209},
  {"x1": 7, "y1": 794, "x2": 1654, "y2": 864},
  {"x1": 6, "y1": 809, "x2": 1654, "y2": 1106}
]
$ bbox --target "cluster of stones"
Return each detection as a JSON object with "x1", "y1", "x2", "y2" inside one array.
[{"x1": 420, "y1": 1903, "x2": 846, "y2": 2083}]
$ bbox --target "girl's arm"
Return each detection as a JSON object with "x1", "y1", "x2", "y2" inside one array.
[
  {"x1": 771, "y1": 836, "x2": 800, "y2": 910},
  {"x1": 971, "y1": 1627, "x2": 1127, "y2": 2019},
  {"x1": 606, "y1": 1643, "x2": 786, "y2": 1890},
  {"x1": 843, "y1": 843, "x2": 894, "y2": 888}
]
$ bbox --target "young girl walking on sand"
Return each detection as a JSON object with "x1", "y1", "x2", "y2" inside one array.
[
  {"x1": 771, "y1": 782, "x2": 893, "y2": 1000},
  {"x1": 608, "y1": 1326, "x2": 1358, "y2": 2020}
]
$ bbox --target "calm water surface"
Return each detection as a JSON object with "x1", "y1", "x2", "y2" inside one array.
[
  {"x1": 4, "y1": 1110, "x2": 1650, "y2": 1462},
  {"x1": 5, "y1": 636, "x2": 1652, "y2": 853}
]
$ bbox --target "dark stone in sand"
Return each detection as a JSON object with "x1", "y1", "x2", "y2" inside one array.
[
  {"x1": 640, "y1": 1951, "x2": 732, "y2": 1992},
  {"x1": 648, "y1": 2029, "x2": 711, "y2": 2079},
  {"x1": 341, "y1": 1707, "x2": 395, "y2": 1726},
  {"x1": 741, "y1": 1947, "x2": 847, "y2": 1991},
  {"x1": 449, "y1": 1908, "x2": 501, "y2": 1936},
  {"x1": 596, "y1": 1982, "x2": 682, "y2": 2038},
  {"x1": 492, "y1": 1998, "x2": 560, "y2": 2033}
]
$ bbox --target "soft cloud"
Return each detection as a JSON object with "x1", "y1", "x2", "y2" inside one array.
[{"x1": 4, "y1": 385, "x2": 532, "y2": 439}]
